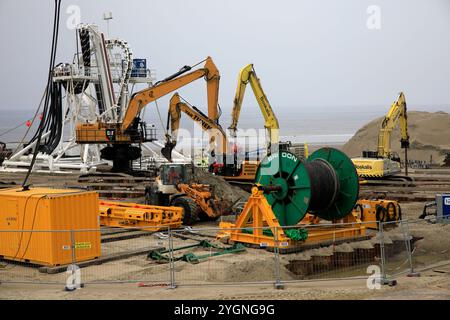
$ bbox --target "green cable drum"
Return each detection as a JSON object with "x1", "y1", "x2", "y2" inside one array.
[
  {"x1": 254, "y1": 147, "x2": 359, "y2": 225},
  {"x1": 255, "y1": 151, "x2": 312, "y2": 226},
  {"x1": 307, "y1": 147, "x2": 359, "y2": 220}
]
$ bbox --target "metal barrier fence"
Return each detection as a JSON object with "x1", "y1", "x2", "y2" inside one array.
[
  {"x1": 0, "y1": 219, "x2": 448, "y2": 290},
  {"x1": 380, "y1": 218, "x2": 450, "y2": 282},
  {"x1": 277, "y1": 222, "x2": 378, "y2": 284},
  {"x1": 378, "y1": 220, "x2": 416, "y2": 282}
]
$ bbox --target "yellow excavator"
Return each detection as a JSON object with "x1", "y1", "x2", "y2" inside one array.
[
  {"x1": 76, "y1": 56, "x2": 220, "y2": 171},
  {"x1": 352, "y1": 92, "x2": 410, "y2": 178},
  {"x1": 229, "y1": 64, "x2": 280, "y2": 152},
  {"x1": 163, "y1": 92, "x2": 257, "y2": 183},
  {"x1": 225, "y1": 64, "x2": 308, "y2": 182}
]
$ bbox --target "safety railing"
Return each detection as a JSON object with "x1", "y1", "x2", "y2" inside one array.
[
  {"x1": 0, "y1": 219, "x2": 448, "y2": 290},
  {"x1": 75, "y1": 124, "x2": 157, "y2": 144},
  {"x1": 53, "y1": 64, "x2": 155, "y2": 83}
]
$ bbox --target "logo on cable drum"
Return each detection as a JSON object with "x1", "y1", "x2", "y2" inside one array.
[{"x1": 445, "y1": 198, "x2": 450, "y2": 206}]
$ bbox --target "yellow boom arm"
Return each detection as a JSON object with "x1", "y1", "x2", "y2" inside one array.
[
  {"x1": 377, "y1": 92, "x2": 410, "y2": 158},
  {"x1": 228, "y1": 64, "x2": 279, "y2": 149}
]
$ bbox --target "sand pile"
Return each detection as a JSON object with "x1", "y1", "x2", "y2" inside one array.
[
  {"x1": 342, "y1": 111, "x2": 450, "y2": 164},
  {"x1": 406, "y1": 223, "x2": 450, "y2": 260}
]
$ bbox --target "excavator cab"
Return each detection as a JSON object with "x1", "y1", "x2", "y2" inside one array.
[
  {"x1": 160, "y1": 164, "x2": 189, "y2": 186},
  {"x1": 145, "y1": 163, "x2": 191, "y2": 205}
]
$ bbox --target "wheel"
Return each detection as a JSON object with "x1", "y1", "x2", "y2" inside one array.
[
  {"x1": 376, "y1": 205, "x2": 387, "y2": 224},
  {"x1": 171, "y1": 196, "x2": 201, "y2": 225},
  {"x1": 397, "y1": 204, "x2": 402, "y2": 221},
  {"x1": 386, "y1": 202, "x2": 397, "y2": 222}
]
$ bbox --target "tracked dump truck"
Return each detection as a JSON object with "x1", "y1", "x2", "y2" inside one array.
[{"x1": 145, "y1": 163, "x2": 223, "y2": 225}]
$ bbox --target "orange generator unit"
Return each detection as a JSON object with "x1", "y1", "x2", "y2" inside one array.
[{"x1": 0, "y1": 187, "x2": 101, "y2": 266}]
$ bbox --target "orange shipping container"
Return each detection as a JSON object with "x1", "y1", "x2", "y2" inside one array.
[{"x1": 0, "y1": 187, "x2": 101, "y2": 266}]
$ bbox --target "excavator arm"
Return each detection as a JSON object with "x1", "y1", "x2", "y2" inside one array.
[
  {"x1": 75, "y1": 56, "x2": 219, "y2": 172},
  {"x1": 121, "y1": 56, "x2": 220, "y2": 131},
  {"x1": 377, "y1": 92, "x2": 410, "y2": 159},
  {"x1": 162, "y1": 93, "x2": 227, "y2": 161},
  {"x1": 76, "y1": 56, "x2": 220, "y2": 145},
  {"x1": 228, "y1": 64, "x2": 279, "y2": 150}
]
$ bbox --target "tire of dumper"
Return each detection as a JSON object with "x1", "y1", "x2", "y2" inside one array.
[
  {"x1": 171, "y1": 196, "x2": 200, "y2": 225},
  {"x1": 376, "y1": 205, "x2": 386, "y2": 223},
  {"x1": 397, "y1": 204, "x2": 402, "y2": 221},
  {"x1": 386, "y1": 202, "x2": 397, "y2": 222}
]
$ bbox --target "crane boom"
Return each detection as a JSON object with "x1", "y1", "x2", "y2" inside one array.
[{"x1": 228, "y1": 64, "x2": 279, "y2": 150}]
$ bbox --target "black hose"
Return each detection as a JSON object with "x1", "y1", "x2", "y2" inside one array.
[
  {"x1": 22, "y1": 0, "x2": 61, "y2": 189},
  {"x1": 154, "y1": 65, "x2": 192, "y2": 86}
]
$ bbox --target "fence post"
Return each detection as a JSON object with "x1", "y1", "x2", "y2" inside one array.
[
  {"x1": 64, "y1": 229, "x2": 82, "y2": 291},
  {"x1": 70, "y1": 229, "x2": 76, "y2": 265},
  {"x1": 379, "y1": 222, "x2": 398, "y2": 286},
  {"x1": 403, "y1": 220, "x2": 420, "y2": 277},
  {"x1": 273, "y1": 226, "x2": 284, "y2": 289},
  {"x1": 168, "y1": 227, "x2": 177, "y2": 289},
  {"x1": 378, "y1": 222, "x2": 389, "y2": 285}
]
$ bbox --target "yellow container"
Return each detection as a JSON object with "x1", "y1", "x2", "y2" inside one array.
[{"x1": 0, "y1": 187, "x2": 101, "y2": 266}]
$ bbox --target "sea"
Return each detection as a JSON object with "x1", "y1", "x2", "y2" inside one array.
[{"x1": 1, "y1": 105, "x2": 448, "y2": 152}]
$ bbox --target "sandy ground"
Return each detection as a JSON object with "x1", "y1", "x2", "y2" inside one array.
[
  {"x1": 0, "y1": 262, "x2": 449, "y2": 300},
  {"x1": 1, "y1": 169, "x2": 449, "y2": 300},
  {"x1": 0, "y1": 201, "x2": 449, "y2": 300}
]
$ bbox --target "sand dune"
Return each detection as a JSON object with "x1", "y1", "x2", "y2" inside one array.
[{"x1": 342, "y1": 111, "x2": 450, "y2": 165}]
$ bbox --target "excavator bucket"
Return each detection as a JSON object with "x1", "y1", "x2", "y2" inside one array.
[{"x1": 161, "y1": 141, "x2": 176, "y2": 162}]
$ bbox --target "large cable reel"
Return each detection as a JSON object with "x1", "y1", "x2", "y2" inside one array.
[{"x1": 255, "y1": 147, "x2": 359, "y2": 225}]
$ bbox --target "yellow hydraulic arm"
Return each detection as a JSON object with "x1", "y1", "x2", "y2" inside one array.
[
  {"x1": 228, "y1": 64, "x2": 279, "y2": 151},
  {"x1": 162, "y1": 93, "x2": 228, "y2": 161},
  {"x1": 377, "y1": 92, "x2": 410, "y2": 159},
  {"x1": 76, "y1": 56, "x2": 220, "y2": 144}
]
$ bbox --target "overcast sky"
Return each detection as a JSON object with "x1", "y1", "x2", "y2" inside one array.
[{"x1": 1, "y1": 0, "x2": 449, "y2": 118}]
